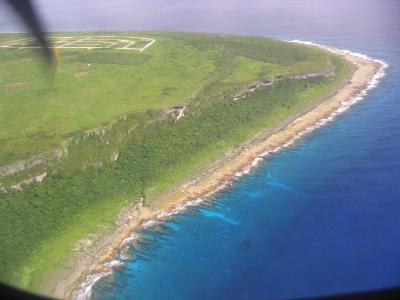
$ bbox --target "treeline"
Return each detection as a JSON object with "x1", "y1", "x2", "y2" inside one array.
[
  {"x1": 166, "y1": 32, "x2": 332, "y2": 66},
  {"x1": 0, "y1": 75, "x2": 330, "y2": 281}
]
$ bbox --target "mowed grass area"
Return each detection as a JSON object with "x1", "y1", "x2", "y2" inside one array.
[
  {"x1": 0, "y1": 32, "x2": 334, "y2": 166},
  {"x1": 0, "y1": 32, "x2": 349, "y2": 295},
  {"x1": 0, "y1": 33, "x2": 215, "y2": 164}
]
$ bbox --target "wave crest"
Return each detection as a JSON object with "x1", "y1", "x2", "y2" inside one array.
[{"x1": 72, "y1": 40, "x2": 387, "y2": 300}]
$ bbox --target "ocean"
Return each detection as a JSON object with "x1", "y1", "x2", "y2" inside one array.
[{"x1": 3, "y1": 1, "x2": 399, "y2": 299}]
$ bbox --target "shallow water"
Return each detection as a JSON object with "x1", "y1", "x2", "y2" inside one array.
[
  {"x1": 92, "y1": 12, "x2": 400, "y2": 300},
  {"x1": 3, "y1": 1, "x2": 399, "y2": 299}
]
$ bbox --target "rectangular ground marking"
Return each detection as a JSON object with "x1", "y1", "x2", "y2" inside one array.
[{"x1": 0, "y1": 36, "x2": 156, "y2": 52}]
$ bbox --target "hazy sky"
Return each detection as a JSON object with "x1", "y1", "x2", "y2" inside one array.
[{"x1": 0, "y1": 0, "x2": 398, "y2": 41}]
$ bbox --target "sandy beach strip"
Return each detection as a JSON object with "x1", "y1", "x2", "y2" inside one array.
[{"x1": 47, "y1": 43, "x2": 385, "y2": 299}]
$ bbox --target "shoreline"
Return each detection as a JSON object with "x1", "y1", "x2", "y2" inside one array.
[{"x1": 55, "y1": 42, "x2": 386, "y2": 299}]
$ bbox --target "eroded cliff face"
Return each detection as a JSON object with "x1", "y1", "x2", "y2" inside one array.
[
  {"x1": 231, "y1": 70, "x2": 335, "y2": 101},
  {"x1": 0, "y1": 69, "x2": 335, "y2": 193}
]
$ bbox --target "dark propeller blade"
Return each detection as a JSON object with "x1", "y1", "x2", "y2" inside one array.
[{"x1": 4, "y1": 0, "x2": 54, "y2": 65}]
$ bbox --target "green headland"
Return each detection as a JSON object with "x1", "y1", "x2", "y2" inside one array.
[{"x1": 0, "y1": 32, "x2": 350, "y2": 294}]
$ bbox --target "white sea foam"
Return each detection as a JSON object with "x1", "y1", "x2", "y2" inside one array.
[
  {"x1": 121, "y1": 232, "x2": 140, "y2": 247},
  {"x1": 141, "y1": 219, "x2": 159, "y2": 228},
  {"x1": 72, "y1": 271, "x2": 111, "y2": 300},
  {"x1": 105, "y1": 259, "x2": 123, "y2": 268},
  {"x1": 72, "y1": 41, "x2": 387, "y2": 300},
  {"x1": 232, "y1": 40, "x2": 388, "y2": 180}
]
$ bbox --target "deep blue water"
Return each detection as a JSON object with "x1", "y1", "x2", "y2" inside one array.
[
  {"x1": 87, "y1": 1, "x2": 399, "y2": 299},
  {"x1": 3, "y1": 1, "x2": 398, "y2": 299}
]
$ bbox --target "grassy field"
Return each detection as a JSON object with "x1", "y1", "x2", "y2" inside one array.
[
  {"x1": 0, "y1": 32, "x2": 334, "y2": 166},
  {"x1": 0, "y1": 33, "x2": 216, "y2": 165},
  {"x1": 0, "y1": 32, "x2": 349, "y2": 294}
]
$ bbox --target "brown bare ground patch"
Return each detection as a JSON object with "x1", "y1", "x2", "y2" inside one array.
[
  {"x1": 3, "y1": 82, "x2": 30, "y2": 92},
  {"x1": 74, "y1": 72, "x2": 89, "y2": 80}
]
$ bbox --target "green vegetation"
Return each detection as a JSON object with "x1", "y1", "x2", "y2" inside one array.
[{"x1": 0, "y1": 32, "x2": 350, "y2": 293}]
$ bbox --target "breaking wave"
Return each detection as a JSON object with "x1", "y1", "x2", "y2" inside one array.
[{"x1": 72, "y1": 41, "x2": 387, "y2": 300}]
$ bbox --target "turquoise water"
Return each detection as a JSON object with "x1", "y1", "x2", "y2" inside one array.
[
  {"x1": 87, "y1": 1, "x2": 400, "y2": 299},
  {"x1": 5, "y1": 1, "x2": 396, "y2": 299}
]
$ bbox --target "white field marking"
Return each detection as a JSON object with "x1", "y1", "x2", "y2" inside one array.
[
  {"x1": 1, "y1": 38, "x2": 33, "y2": 47},
  {"x1": 58, "y1": 36, "x2": 92, "y2": 47},
  {"x1": 71, "y1": 35, "x2": 156, "y2": 51},
  {"x1": 48, "y1": 37, "x2": 73, "y2": 40},
  {"x1": 0, "y1": 36, "x2": 156, "y2": 52},
  {"x1": 106, "y1": 42, "x2": 118, "y2": 48},
  {"x1": 138, "y1": 39, "x2": 156, "y2": 52},
  {"x1": 122, "y1": 41, "x2": 136, "y2": 49},
  {"x1": 47, "y1": 36, "x2": 73, "y2": 39},
  {"x1": 60, "y1": 46, "x2": 116, "y2": 49},
  {"x1": 0, "y1": 38, "x2": 31, "y2": 46},
  {"x1": 53, "y1": 41, "x2": 70, "y2": 44},
  {"x1": 61, "y1": 41, "x2": 115, "y2": 47},
  {"x1": 53, "y1": 38, "x2": 74, "y2": 43}
]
